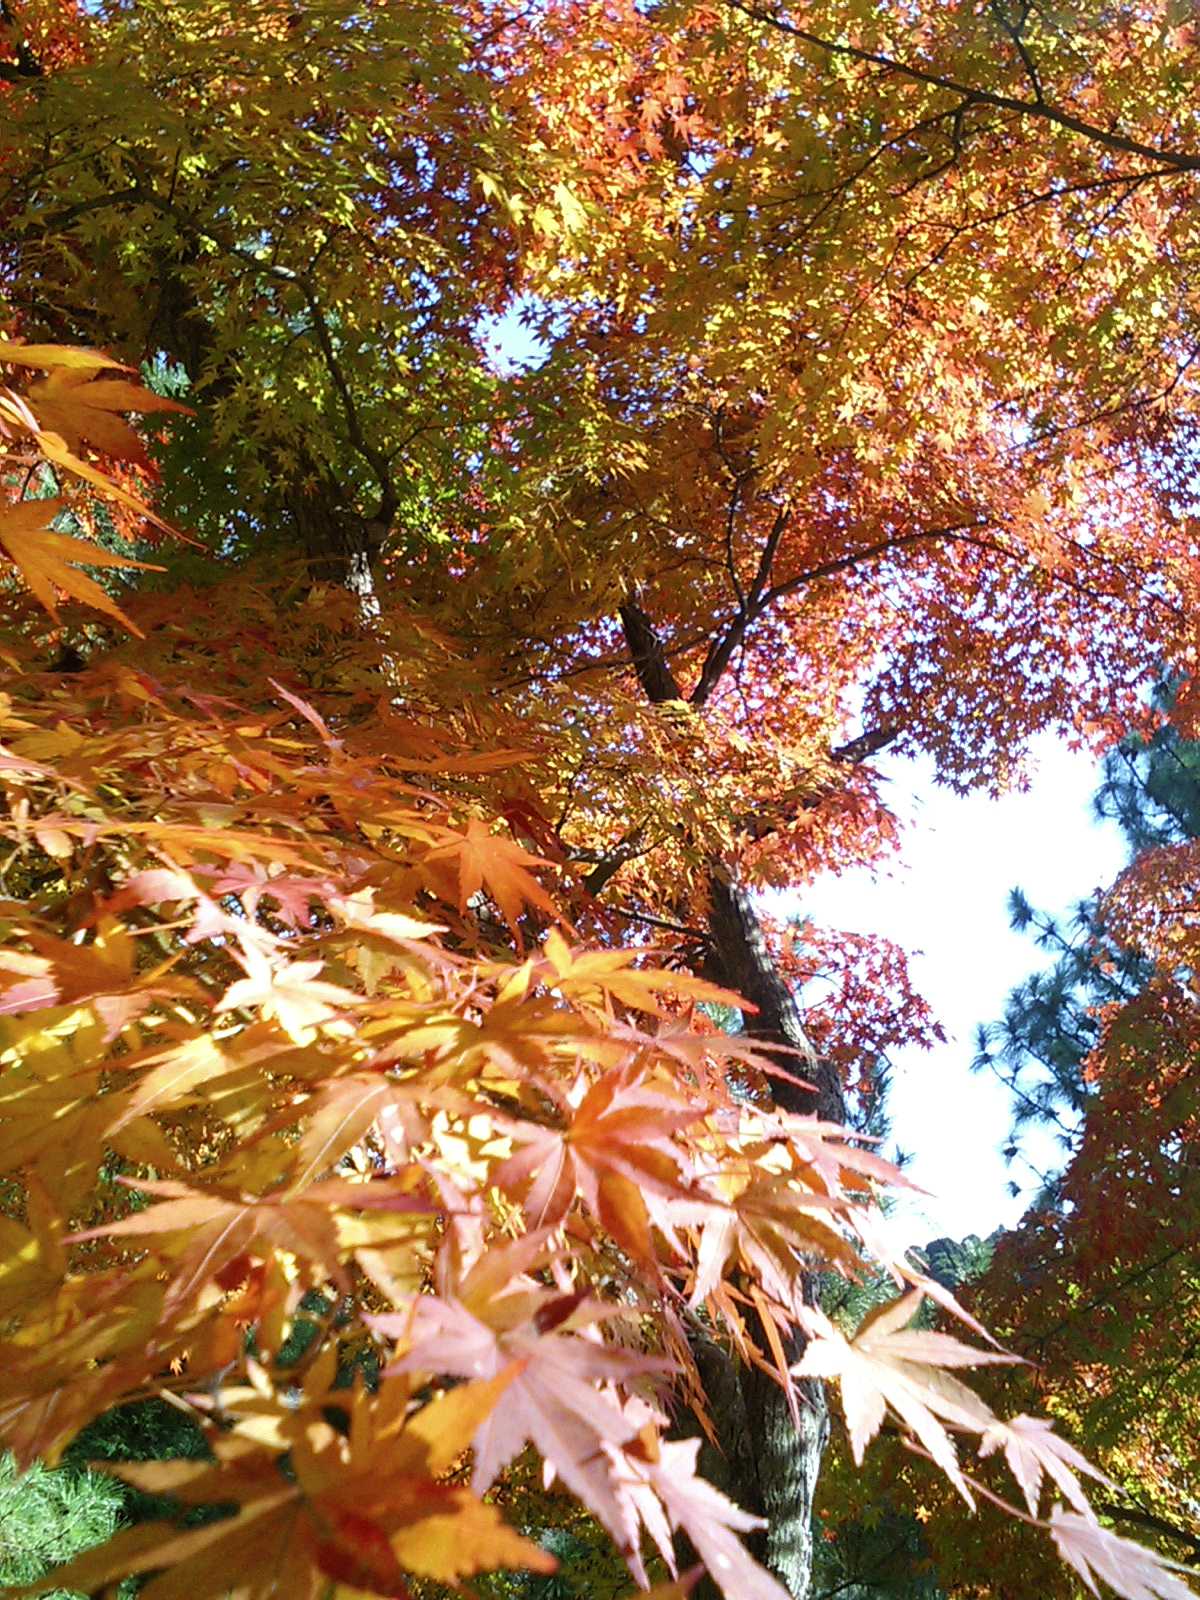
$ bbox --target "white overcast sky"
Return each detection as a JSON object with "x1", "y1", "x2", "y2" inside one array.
[{"x1": 771, "y1": 733, "x2": 1128, "y2": 1243}]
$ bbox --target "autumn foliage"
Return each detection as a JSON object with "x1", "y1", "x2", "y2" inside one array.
[{"x1": 2, "y1": 0, "x2": 1200, "y2": 1597}]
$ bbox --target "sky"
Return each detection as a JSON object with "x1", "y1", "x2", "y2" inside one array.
[{"x1": 770, "y1": 733, "x2": 1128, "y2": 1244}]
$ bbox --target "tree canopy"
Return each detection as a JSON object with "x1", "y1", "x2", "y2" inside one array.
[{"x1": 2, "y1": 2, "x2": 1200, "y2": 1598}]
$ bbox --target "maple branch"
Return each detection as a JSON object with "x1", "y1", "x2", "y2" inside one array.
[
  {"x1": 81, "y1": 180, "x2": 397, "y2": 540},
  {"x1": 619, "y1": 593, "x2": 685, "y2": 703},
  {"x1": 1090, "y1": 1502, "x2": 1200, "y2": 1565},
  {"x1": 899, "y1": 167, "x2": 1176, "y2": 299},
  {"x1": 1026, "y1": 1240, "x2": 1195, "y2": 1348},
  {"x1": 729, "y1": 2, "x2": 1200, "y2": 173},
  {"x1": 711, "y1": 412, "x2": 752, "y2": 613},
  {"x1": 900, "y1": 1439, "x2": 1042, "y2": 1526},
  {"x1": 609, "y1": 904, "x2": 712, "y2": 942},
  {"x1": 579, "y1": 821, "x2": 660, "y2": 895},
  {"x1": 762, "y1": 522, "x2": 989, "y2": 608},
  {"x1": 213, "y1": 240, "x2": 397, "y2": 533},
  {"x1": 831, "y1": 725, "x2": 901, "y2": 765},
  {"x1": 692, "y1": 519, "x2": 986, "y2": 708},
  {"x1": 755, "y1": 105, "x2": 964, "y2": 215},
  {"x1": 705, "y1": 870, "x2": 844, "y2": 1122},
  {"x1": 26, "y1": 187, "x2": 147, "y2": 233},
  {"x1": 691, "y1": 501, "x2": 790, "y2": 705},
  {"x1": 989, "y1": 0, "x2": 1045, "y2": 107},
  {"x1": 612, "y1": 592, "x2": 843, "y2": 1125},
  {"x1": 686, "y1": 526, "x2": 980, "y2": 844}
]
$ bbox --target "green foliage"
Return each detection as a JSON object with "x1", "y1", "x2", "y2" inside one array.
[
  {"x1": 975, "y1": 701, "x2": 1193, "y2": 1162},
  {"x1": 917, "y1": 1234, "x2": 996, "y2": 1293},
  {"x1": 65, "y1": 1400, "x2": 212, "y2": 1536},
  {"x1": 1095, "y1": 684, "x2": 1200, "y2": 855},
  {"x1": 0, "y1": 1400, "x2": 222, "y2": 1600},
  {"x1": 974, "y1": 888, "x2": 1151, "y2": 1171},
  {"x1": 0, "y1": 1454, "x2": 123, "y2": 1600},
  {"x1": 811, "y1": 1505, "x2": 943, "y2": 1600},
  {"x1": 949, "y1": 696, "x2": 1200, "y2": 1585}
]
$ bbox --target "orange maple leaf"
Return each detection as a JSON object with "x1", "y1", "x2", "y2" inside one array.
[
  {"x1": 26, "y1": 369, "x2": 192, "y2": 463},
  {"x1": 0, "y1": 498, "x2": 160, "y2": 632},
  {"x1": 66, "y1": 1177, "x2": 350, "y2": 1316},
  {"x1": 494, "y1": 1067, "x2": 703, "y2": 1259},
  {"x1": 425, "y1": 816, "x2": 557, "y2": 938}
]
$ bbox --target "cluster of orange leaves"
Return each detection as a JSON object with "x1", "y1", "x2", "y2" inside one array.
[{"x1": 0, "y1": 342, "x2": 1191, "y2": 1600}]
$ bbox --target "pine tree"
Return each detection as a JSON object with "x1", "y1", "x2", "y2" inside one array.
[
  {"x1": 975, "y1": 701, "x2": 1199, "y2": 1179},
  {"x1": 926, "y1": 709, "x2": 1200, "y2": 1587}
]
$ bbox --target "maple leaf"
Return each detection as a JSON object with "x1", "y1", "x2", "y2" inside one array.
[
  {"x1": 782, "y1": 1114, "x2": 925, "y2": 1199},
  {"x1": 844, "y1": 1204, "x2": 1005, "y2": 1346},
  {"x1": 424, "y1": 816, "x2": 557, "y2": 937},
  {"x1": 65, "y1": 1178, "x2": 349, "y2": 1315},
  {"x1": 103, "y1": 1034, "x2": 244, "y2": 1133},
  {"x1": 0, "y1": 924, "x2": 142, "y2": 1016},
  {"x1": 690, "y1": 1142, "x2": 862, "y2": 1309},
  {"x1": 1050, "y1": 1508, "x2": 1199, "y2": 1600},
  {"x1": 217, "y1": 945, "x2": 361, "y2": 1043},
  {"x1": 208, "y1": 862, "x2": 329, "y2": 926},
  {"x1": 794, "y1": 1293, "x2": 1018, "y2": 1502},
  {"x1": 0, "y1": 498, "x2": 160, "y2": 631},
  {"x1": 53, "y1": 1372, "x2": 559, "y2": 1599},
  {"x1": 0, "y1": 341, "x2": 125, "y2": 371},
  {"x1": 270, "y1": 1371, "x2": 562, "y2": 1581},
  {"x1": 26, "y1": 369, "x2": 192, "y2": 463},
  {"x1": 980, "y1": 1414, "x2": 1115, "y2": 1518},
  {"x1": 605, "y1": 1418, "x2": 790, "y2": 1600},
  {"x1": 493, "y1": 1066, "x2": 705, "y2": 1258},
  {"x1": 540, "y1": 928, "x2": 745, "y2": 1017},
  {"x1": 371, "y1": 1237, "x2": 662, "y2": 1549},
  {"x1": 329, "y1": 887, "x2": 446, "y2": 945},
  {"x1": 285, "y1": 1074, "x2": 427, "y2": 1190}
]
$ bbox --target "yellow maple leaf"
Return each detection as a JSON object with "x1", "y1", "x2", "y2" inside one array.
[
  {"x1": 0, "y1": 340, "x2": 125, "y2": 371},
  {"x1": 0, "y1": 498, "x2": 160, "y2": 633}
]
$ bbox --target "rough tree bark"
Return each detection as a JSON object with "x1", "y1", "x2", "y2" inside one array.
[
  {"x1": 617, "y1": 596, "x2": 846, "y2": 1600},
  {"x1": 697, "y1": 875, "x2": 842, "y2": 1600}
]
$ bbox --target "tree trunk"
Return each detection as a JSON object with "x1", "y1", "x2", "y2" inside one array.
[
  {"x1": 614, "y1": 596, "x2": 844, "y2": 1599},
  {"x1": 676, "y1": 1326, "x2": 829, "y2": 1600},
  {"x1": 704, "y1": 871, "x2": 845, "y2": 1124},
  {"x1": 741, "y1": 1350, "x2": 830, "y2": 1600},
  {"x1": 695, "y1": 874, "x2": 844, "y2": 1598}
]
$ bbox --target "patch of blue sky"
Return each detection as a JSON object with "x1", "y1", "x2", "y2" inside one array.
[{"x1": 478, "y1": 296, "x2": 561, "y2": 373}]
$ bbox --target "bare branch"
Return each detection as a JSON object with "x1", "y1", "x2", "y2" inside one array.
[
  {"x1": 619, "y1": 594, "x2": 685, "y2": 703},
  {"x1": 691, "y1": 502, "x2": 791, "y2": 705},
  {"x1": 989, "y1": 0, "x2": 1045, "y2": 106},
  {"x1": 831, "y1": 724, "x2": 901, "y2": 764}
]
